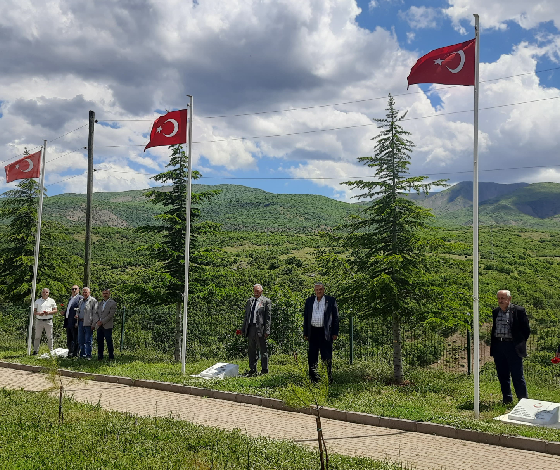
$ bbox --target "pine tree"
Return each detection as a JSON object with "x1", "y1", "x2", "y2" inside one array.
[
  {"x1": 339, "y1": 94, "x2": 447, "y2": 382},
  {"x1": 139, "y1": 144, "x2": 219, "y2": 360},
  {"x1": 0, "y1": 178, "x2": 76, "y2": 304}
]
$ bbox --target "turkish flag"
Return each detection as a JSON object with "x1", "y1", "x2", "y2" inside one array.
[
  {"x1": 407, "y1": 38, "x2": 476, "y2": 88},
  {"x1": 5, "y1": 150, "x2": 42, "y2": 183},
  {"x1": 144, "y1": 109, "x2": 188, "y2": 151}
]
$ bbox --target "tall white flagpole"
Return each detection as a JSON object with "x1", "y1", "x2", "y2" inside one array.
[
  {"x1": 182, "y1": 96, "x2": 193, "y2": 374},
  {"x1": 27, "y1": 140, "x2": 47, "y2": 355},
  {"x1": 473, "y1": 14, "x2": 481, "y2": 419}
]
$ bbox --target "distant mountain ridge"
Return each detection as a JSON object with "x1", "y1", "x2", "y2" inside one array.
[{"x1": 32, "y1": 181, "x2": 560, "y2": 231}]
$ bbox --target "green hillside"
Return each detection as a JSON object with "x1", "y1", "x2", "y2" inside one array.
[
  {"x1": 28, "y1": 181, "x2": 560, "y2": 231},
  {"x1": 40, "y1": 184, "x2": 361, "y2": 232}
]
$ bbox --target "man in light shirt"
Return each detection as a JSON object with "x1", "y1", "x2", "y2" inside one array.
[
  {"x1": 303, "y1": 282, "x2": 339, "y2": 383},
  {"x1": 33, "y1": 288, "x2": 57, "y2": 355}
]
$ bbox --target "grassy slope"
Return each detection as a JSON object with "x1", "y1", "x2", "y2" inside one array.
[
  {"x1": 0, "y1": 388, "x2": 398, "y2": 470},
  {"x1": 4, "y1": 350, "x2": 560, "y2": 443}
]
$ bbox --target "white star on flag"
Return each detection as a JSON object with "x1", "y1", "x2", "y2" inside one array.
[
  {"x1": 434, "y1": 58, "x2": 443, "y2": 65},
  {"x1": 156, "y1": 126, "x2": 162, "y2": 133},
  {"x1": 15, "y1": 164, "x2": 19, "y2": 169}
]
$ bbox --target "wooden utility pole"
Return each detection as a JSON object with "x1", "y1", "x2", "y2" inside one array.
[{"x1": 84, "y1": 110, "x2": 95, "y2": 287}]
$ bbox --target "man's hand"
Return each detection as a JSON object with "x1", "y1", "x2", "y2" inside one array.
[
  {"x1": 96, "y1": 321, "x2": 103, "y2": 327},
  {"x1": 303, "y1": 336, "x2": 308, "y2": 341},
  {"x1": 332, "y1": 335, "x2": 338, "y2": 341}
]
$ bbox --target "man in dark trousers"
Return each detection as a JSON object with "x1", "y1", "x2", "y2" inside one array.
[
  {"x1": 92, "y1": 288, "x2": 117, "y2": 361},
  {"x1": 303, "y1": 282, "x2": 339, "y2": 383},
  {"x1": 241, "y1": 284, "x2": 271, "y2": 375},
  {"x1": 61, "y1": 285, "x2": 82, "y2": 358},
  {"x1": 490, "y1": 290, "x2": 530, "y2": 404}
]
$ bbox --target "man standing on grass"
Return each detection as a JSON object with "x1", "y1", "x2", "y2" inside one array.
[
  {"x1": 241, "y1": 284, "x2": 271, "y2": 376},
  {"x1": 62, "y1": 285, "x2": 82, "y2": 358},
  {"x1": 490, "y1": 290, "x2": 530, "y2": 404},
  {"x1": 78, "y1": 287, "x2": 97, "y2": 360},
  {"x1": 303, "y1": 282, "x2": 339, "y2": 383},
  {"x1": 33, "y1": 288, "x2": 57, "y2": 355},
  {"x1": 93, "y1": 288, "x2": 117, "y2": 361}
]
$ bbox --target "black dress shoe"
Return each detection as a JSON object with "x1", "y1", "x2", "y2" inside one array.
[
  {"x1": 261, "y1": 369, "x2": 268, "y2": 374},
  {"x1": 243, "y1": 370, "x2": 257, "y2": 377}
]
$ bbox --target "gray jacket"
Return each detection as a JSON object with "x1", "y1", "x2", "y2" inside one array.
[
  {"x1": 92, "y1": 298, "x2": 117, "y2": 329},
  {"x1": 241, "y1": 296, "x2": 271, "y2": 338},
  {"x1": 78, "y1": 296, "x2": 98, "y2": 327}
]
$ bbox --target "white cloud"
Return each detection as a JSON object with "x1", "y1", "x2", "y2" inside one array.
[
  {"x1": 0, "y1": 0, "x2": 560, "y2": 200},
  {"x1": 399, "y1": 6, "x2": 439, "y2": 29},
  {"x1": 444, "y1": 0, "x2": 560, "y2": 31}
]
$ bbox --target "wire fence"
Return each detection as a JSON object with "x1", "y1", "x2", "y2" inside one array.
[{"x1": 1, "y1": 303, "x2": 559, "y2": 378}]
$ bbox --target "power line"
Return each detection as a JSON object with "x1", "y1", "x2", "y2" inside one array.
[
  {"x1": 1, "y1": 124, "x2": 89, "y2": 168},
  {"x1": 95, "y1": 94, "x2": 560, "y2": 148},
  {"x1": 45, "y1": 173, "x2": 83, "y2": 188},
  {"x1": 46, "y1": 147, "x2": 87, "y2": 165},
  {"x1": 93, "y1": 162, "x2": 560, "y2": 181},
  {"x1": 97, "y1": 65, "x2": 560, "y2": 123}
]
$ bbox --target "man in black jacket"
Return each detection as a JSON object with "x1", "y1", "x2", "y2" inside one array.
[
  {"x1": 490, "y1": 290, "x2": 530, "y2": 404},
  {"x1": 303, "y1": 282, "x2": 339, "y2": 383},
  {"x1": 61, "y1": 285, "x2": 82, "y2": 358}
]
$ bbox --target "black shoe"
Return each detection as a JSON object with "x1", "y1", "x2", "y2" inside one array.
[
  {"x1": 98, "y1": 357, "x2": 103, "y2": 361},
  {"x1": 243, "y1": 370, "x2": 257, "y2": 377},
  {"x1": 32, "y1": 351, "x2": 37, "y2": 356},
  {"x1": 261, "y1": 369, "x2": 268, "y2": 375}
]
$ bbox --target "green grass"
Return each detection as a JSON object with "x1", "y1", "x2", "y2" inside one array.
[
  {"x1": 3, "y1": 345, "x2": 560, "y2": 443},
  {"x1": 0, "y1": 388, "x2": 403, "y2": 470}
]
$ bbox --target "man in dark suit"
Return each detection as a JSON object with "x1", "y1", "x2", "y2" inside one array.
[
  {"x1": 92, "y1": 288, "x2": 117, "y2": 361},
  {"x1": 241, "y1": 284, "x2": 271, "y2": 375},
  {"x1": 490, "y1": 289, "x2": 530, "y2": 404},
  {"x1": 61, "y1": 285, "x2": 82, "y2": 358},
  {"x1": 303, "y1": 282, "x2": 339, "y2": 383}
]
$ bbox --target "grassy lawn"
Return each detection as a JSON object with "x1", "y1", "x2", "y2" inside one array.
[
  {"x1": 0, "y1": 388, "x2": 403, "y2": 470},
  {"x1": 2, "y1": 344, "x2": 560, "y2": 443}
]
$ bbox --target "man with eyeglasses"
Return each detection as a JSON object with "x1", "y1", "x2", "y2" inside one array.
[
  {"x1": 61, "y1": 285, "x2": 82, "y2": 358},
  {"x1": 32, "y1": 288, "x2": 57, "y2": 355}
]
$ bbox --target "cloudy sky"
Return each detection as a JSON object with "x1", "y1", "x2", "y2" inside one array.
[{"x1": 1, "y1": 0, "x2": 559, "y2": 201}]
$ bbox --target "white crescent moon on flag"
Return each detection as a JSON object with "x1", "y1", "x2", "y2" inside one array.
[
  {"x1": 447, "y1": 50, "x2": 465, "y2": 74},
  {"x1": 22, "y1": 158, "x2": 34, "y2": 172},
  {"x1": 163, "y1": 119, "x2": 179, "y2": 137}
]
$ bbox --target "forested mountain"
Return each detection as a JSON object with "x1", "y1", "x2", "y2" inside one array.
[{"x1": 28, "y1": 181, "x2": 560, "y2": 231}]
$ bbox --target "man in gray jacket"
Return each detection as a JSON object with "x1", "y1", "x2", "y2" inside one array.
[
  {"x1": 93, "y1": 288, "x2": 117, "y2": 361},
  {"x1": 78, "y1": 287, "x2": 97, "y2": 359},
  {"x1": 241, "y1": 284, "x2": 271, "y2": 375}
]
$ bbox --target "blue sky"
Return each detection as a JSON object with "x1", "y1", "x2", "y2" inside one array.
[{"x1": 1, "y1": 0, "x2": 559, "y2": 201}]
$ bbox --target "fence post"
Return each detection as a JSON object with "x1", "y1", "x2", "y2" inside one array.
[
  {"x1": 466, "y1": 325, "x2": 471, "y2": 375},
  {"x1": 120, "y1": 306, "x2": 126, "y2": 352},
  {"x1": 349, "y1": 309, "x2": 354, "y2": 365}
]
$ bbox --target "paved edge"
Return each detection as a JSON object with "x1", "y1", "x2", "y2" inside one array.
[{"x1": 1, "y1": 360, "x2": 559, "y2": 456}]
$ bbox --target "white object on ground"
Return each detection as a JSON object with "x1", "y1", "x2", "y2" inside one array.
[
  {"x1": 38, "y1": 348, "x2": 68, "y2": 359},
  {"x1": 191, "y1": 362, "x2": 239, "y2": 379},
  {"x1": 495, "y1": 398, "x2": 560, "y2": 427}
]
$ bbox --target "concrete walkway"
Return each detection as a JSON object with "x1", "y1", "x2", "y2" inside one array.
[{"x1": 1, "y1": 366, "x2": 559, "y2": 470}]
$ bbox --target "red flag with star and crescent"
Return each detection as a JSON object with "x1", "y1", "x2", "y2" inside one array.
[
  {"x1": 5, "y1": 150, "x2": 42, "y2": 183},
  {"x1": 407, "y1": 38, "x2": 476, "y2": 88},
  {"x1": 144, "y1": 109, "x2": 188, "y2": 151}
]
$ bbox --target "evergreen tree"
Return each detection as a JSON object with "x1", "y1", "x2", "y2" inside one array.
[
  {"x1": 0, "y1": 178, "x2": 76, "y2": 304},
  {"x1": 139, "y1": 144, "x2": 219, "y2": 360},
  {"x1": 338, "y1": 94, "x2": 447, "y2": 382}
]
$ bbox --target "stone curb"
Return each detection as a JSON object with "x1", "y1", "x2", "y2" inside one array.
[{"x1": 1, "y1": 360, "x2": 558, "y2": 456}]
